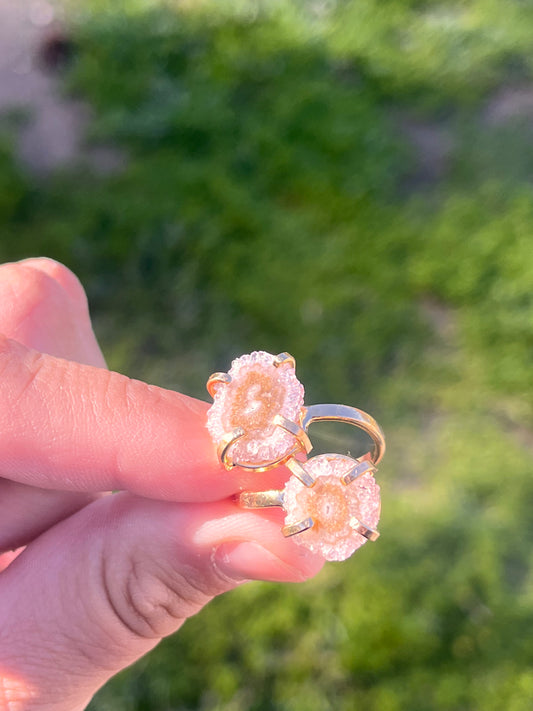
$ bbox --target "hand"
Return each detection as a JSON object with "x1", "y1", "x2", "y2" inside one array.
[{"x1": 0, "y1": 258, "x2": 323, "y2": 711}]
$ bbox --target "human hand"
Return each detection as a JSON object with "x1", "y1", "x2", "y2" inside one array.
[{"x1": 0, "y1": 258, "x2": 323, "y2": 711}]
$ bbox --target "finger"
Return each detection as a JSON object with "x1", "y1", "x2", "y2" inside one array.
[
  {"x1": 17, "y1": 257, "x2": 91, "y2": 306},
  {"x1": 0, "y1": 478, "x2": 103, "y2": 553},
  {"x1": 0, "y1": 257, "x2": 106, "y2": 367},
  {"x1": 0, "y1": 257, "x2": 106, "y2": 547},
  {"x1": 0, "y1": 335, "x2": 293, "y2": 500},
  {"x1": 0, "y1": 492, "x2": 324, "y2": 711}
]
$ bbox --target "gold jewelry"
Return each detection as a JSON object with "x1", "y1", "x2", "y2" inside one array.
[
  {"x1": 240, "y1": 453, "x2": 380, "y2": 562},
  {"x1": 206, "y1": 351, "x2": 385, "y2": 471},
  {"x1": 206, "y1": 351, "x2": 385, "y2": 561}
]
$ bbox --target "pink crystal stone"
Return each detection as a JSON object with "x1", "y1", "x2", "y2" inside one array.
[
  {"x1": 283, "y1": 454, "x2": 381, "y2": 561},
  {"x1": 207, "y1": 351, "x2": 305, "y2": 468}
]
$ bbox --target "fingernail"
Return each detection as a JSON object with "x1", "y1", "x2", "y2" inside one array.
[{"x1": 215, "y1": 542, "x2": 307, "y2": 583}]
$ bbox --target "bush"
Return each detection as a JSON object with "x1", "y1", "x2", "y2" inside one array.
[{"x1": 1, "y1": 1, "x2": 533, "y2": 709}]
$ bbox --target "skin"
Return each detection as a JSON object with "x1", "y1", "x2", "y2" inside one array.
[{"x1": 0, "y1": 258, "x2": 324, "y2": 711}]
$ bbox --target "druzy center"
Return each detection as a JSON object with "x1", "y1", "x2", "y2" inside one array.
[
  {"x1": 227, "y1": 368, "x2": 286, "y2": 433},
  {"x1": 306, "y1": 478, "x2": 349, "y2": 535}
]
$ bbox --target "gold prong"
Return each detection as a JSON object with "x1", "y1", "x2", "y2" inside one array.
[
  {"x1": 272, "y1": 352, "x2": 296, "y2": 368},
  {"x1": 218, "y1": 427, "x2": 245, "y2": 469},
  {"x1": 206, "y1": 372, "x2": 231, "y2": 398},
  {"x1": 239, "y1": 490, "x2": 284, "y2": 508},
  {"x1": 282, "y1": 517, "x2": 314, "y2": 537},
  {"x1": 285, "y1": 457, "x2": 315, "y2": 487},
  {"x1": 273, "y1": 414, "x2": 313, "y2": 454},
  {"x1": 350, "y1": 517, "x2": 380, "y2": 542},
  {"x1": 342, "y1": 459, "x2": 377, "y2": 485}
]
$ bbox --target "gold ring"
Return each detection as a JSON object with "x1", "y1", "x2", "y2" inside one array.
[
  {"x1": 206, "y1": 350, "x2": 385, "y2": 471},
  {"x1": 239, "y1": 453, "x2": 381, "y2": 562},
  {"x1": 207, "y1": 351, "x2": 309, "y2": 471}
]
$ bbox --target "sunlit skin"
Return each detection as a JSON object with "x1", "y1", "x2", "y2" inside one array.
[{"x1": 0, "y1": 257, "x2": 324, "y2": 711}]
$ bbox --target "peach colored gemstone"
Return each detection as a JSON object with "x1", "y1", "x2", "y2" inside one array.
[
  {"x1": 283, "y1": 454, "x2": 381, "y2": 561},
  {"x1": 227, "y1": 369, "x2": 286, "y2": 432},
  {"x1": 207, "y1": 351, "x2": 305, "y2": 467}
]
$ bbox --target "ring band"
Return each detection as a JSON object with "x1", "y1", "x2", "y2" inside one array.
[
  {"x1": 303, "y1": 403, "x2": 385, "y2": 466},
  {"x1": 206, "y1": 351, "x2": 385, "y2": 471}
]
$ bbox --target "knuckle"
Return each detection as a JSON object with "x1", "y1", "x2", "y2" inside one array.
[
  {"x1": 0, "y1": 337, "x2": 49, "y2": 460},
  {"x1": 102, "y1": 553, "x2": 212, "y2": 640},
  {"x1": 0, "y1": 336, "x2": 46, "y2": 403}
]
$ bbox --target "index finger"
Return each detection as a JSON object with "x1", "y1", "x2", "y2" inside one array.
[{"x1": 0, "y1": 336, "x2": 288, "y2": 501}]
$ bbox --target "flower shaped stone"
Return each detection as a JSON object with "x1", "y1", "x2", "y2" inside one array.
[
  {"x1": 283, "y1": 454, "x2": 381, "y2": 561},
  {"x1": 207, "y1": 351, "x2": 305, "y2": 469}
]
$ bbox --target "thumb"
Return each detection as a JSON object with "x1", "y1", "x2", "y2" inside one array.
[{"x1": 0, "y1": 492, "x2": 323, "y2": 711}]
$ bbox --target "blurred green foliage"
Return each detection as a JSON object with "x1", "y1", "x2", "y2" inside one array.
[{"x1": 2, "y1": 0, "x2": 533, "y2": 708}]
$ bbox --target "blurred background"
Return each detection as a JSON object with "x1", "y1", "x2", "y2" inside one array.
[{"x1": 2, "y1": 0, "x2": 533, "y2": 708}]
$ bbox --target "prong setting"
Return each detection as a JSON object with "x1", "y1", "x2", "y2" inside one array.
[
  {"x1": 342, "y1": 459, "x2": 377, "y2": 485},
  {"x1": 350, "y1": 517, "x2": 380, "y2": 542},
  {"x1": 206, "y1": 372, "x2": 231, "y2": 398},
  {"x1": 285, "y1": 456, "x2": 315, "y2": 487},
  {"x1": 273, "y1": 414, "x2": 313, "y2": 454},
  {"x1": 273, "y1": 352, "x2": 296, "y2": 368},
  {"x1": 218, "y1": 427, "x2": 245, "y2": 469},
  {"x1": 282, "y1": 518, "x2": 314, "y2": 537}
]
